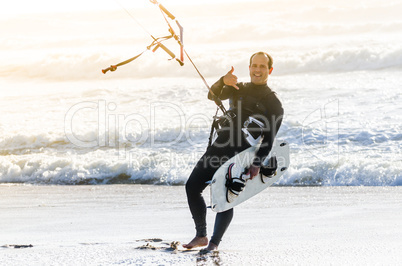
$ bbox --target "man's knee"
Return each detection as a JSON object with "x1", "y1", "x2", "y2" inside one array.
[{"x1": 185, "y1": 177, "x2": 202, "y2": 196}]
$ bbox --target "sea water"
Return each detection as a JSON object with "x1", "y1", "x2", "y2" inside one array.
[{"x1": 0, "y1": 0, "x2": 401, "y2": 185}]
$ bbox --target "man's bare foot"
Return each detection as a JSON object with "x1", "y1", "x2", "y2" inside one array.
[
  {"x1": 182, "y1": 236, "x2": 208, "y2": 249},
  {"x1": 206, "y1": 242, "x2": 218, "y2": 251},
  {"x1": 199, "y1": 242, "x2": 218, "y2": 255}
]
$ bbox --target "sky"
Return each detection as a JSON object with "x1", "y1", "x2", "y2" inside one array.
[
  {"x1": 1, "y1": 0, "x2": 267, "y2": 16},
  {"x1": 2, "y1": 0, "x2": 400, "y2": 81}
]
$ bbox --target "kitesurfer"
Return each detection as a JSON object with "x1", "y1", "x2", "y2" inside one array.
[{"x1": 183, "y1": 52, "x2": 284, "y2": 251}]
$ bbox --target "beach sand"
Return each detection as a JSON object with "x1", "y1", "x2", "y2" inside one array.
[{"x1": 1, "y1": 185, "x2": 401, "y2": 265}]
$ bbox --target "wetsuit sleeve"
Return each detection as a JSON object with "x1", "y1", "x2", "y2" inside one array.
[
  {"x1": 208, "y1": 76, "x2": 236, "y2": 100},
  {"x1": 252, "y1": 95, "x2": 284, "y2": 167}
]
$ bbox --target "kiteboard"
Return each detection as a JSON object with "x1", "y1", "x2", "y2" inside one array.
[{"x1": 210, "y1": 140, "x2": 290, "y2": 212}]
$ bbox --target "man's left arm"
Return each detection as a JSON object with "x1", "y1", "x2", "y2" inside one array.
[{"x1": 249, "y1": 96, "x2": 284, "y2": 178}]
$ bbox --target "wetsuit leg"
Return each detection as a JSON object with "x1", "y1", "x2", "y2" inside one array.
[
  {"x1": 185, "y1": 129, "x2": 250, "y2": 239},
  {"x1": 185, "y1": 151, "x2": 217, "y2": 237},
  {"x1": 210, "y1": 208, "x2": 234, "y2": 246}
]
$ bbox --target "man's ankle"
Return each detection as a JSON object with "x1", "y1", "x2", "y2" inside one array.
[{"x1": 207, "y1": 242, "x2": 218, "y2": 251}]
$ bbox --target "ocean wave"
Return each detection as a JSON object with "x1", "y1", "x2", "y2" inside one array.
[
  {"x1": 0, "y1": 133, "x2": 69, "y2": 155},
  {"x1": 276, "y1": 44, "x2": 402, "y2": 74},
  {"x1": 1, "y1": 90, "x2": 400, "y2": 187},
  {"x1": 2, "y1": 43, "x2": 401, "y2": 81},
  {"x1": 280, "y1": 156, "x2": 402, "y2": 186},
  {"x1": 0, "y1": 149, "x2": 198, "y2": 185},
  {"x1": 0, "y1": 125, "x2": 210, "y2": 156},
  {"x1": 1, "y1": 123, "x2": 401, "y2": 186},
  {"x1": 1, "y1": 147, "x2": 400, "y2": 186}
]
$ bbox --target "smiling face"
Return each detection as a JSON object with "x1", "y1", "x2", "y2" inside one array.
[{"x1": 249, "y1": 53, "x2": 273, "y2": 85}]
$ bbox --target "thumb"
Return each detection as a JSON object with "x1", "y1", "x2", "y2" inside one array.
[{"x1": 229, "y1": 66, "x2": 235, "y2": 74}]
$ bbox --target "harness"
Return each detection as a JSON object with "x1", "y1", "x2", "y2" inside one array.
[{"x1": 207, "y1": 90, "x2": 274, "y2": 147}]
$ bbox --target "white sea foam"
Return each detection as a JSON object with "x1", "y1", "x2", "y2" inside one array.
[{"x1": 1, "y1": 71, "x2": 401, "y2": 186}]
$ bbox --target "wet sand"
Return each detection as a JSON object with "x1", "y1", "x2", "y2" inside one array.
[{"x1": 1, "y1": 185, "x2": 401, "y2": 265}]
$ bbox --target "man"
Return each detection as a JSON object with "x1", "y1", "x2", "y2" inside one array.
[{"x1": 183, "y1": 52, "x2": 284, "y2": 251}]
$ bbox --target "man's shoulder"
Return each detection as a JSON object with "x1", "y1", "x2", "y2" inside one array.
[
  {"x1": 260, "y1": 87, "x2": 284, "y2": 113},
  {"x1": 267, "y1": 90, "x2": 282, "y2": 105}
]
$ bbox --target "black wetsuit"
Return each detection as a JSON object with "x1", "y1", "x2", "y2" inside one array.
[{"x1": 185, "y1": 77, "x2": 284, "y2": 246}]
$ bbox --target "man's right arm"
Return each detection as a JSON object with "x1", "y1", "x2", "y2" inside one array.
[
  {"x1": 208, "y1": 67, "x2": 239, "y2": 100},
  {"x1": 208, "y1": 77, "x2": 225, "y2": 100}
]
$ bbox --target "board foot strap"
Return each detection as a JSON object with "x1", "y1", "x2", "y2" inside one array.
[{"x1": 225, "y1": 163, "x2": 247, "y2": 203}]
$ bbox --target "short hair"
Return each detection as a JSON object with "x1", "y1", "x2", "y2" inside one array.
[{"x1": 249, "y1": 52, "x2": 273, "y2": 69}]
